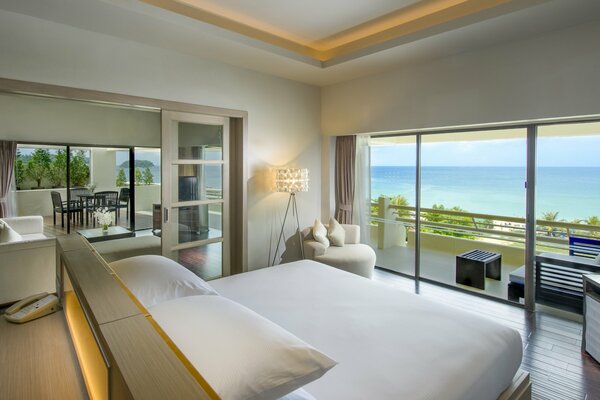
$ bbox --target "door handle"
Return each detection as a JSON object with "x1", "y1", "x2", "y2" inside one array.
[{"x1": 164, "y1": 208, "x2": 169, "y2": 223}]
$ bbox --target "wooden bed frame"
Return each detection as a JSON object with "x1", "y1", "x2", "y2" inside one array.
[
  {"x1": 57, "y1": 235, "x2": 532, "y2": 400},
  {"x1": 499, "y1": 369, "x2": 531, "y2": 400}
]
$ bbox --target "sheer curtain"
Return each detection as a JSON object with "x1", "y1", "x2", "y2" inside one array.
[
  {"x1": 0, "y1": 141, "x2": 17, "y2": 218},
  {"x1": 352, "y1": 135, "x2": 371, "y2": 244},
  {"x1": 334, "y1": 135, "x2": 356, "y2": 224}
]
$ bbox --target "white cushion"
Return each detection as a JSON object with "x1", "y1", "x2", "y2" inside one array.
[
  {"x1": 0, "y1": 216, "x2": 43, "y2": 235},
  {"x1": 327, "y1": 217, "x2": 345, "y2": 247},
  {"x1": 315, "y1": 244, "x2": 376, "y2": 279},
  {"x1": 150, "y1": 295, "x2": 337, "y2": 400},
  {"x1": 21, "y1": 233, "x2": 48, "y2": 241},
  {"x1": 312, "y1": 219, "x2": 329, "y2": 248},
  {"x1": 109, "y1": 255, "x2": 218, "y2": 308},
  {"x1": 0, "y1": 221, "x2": 23, "y2": 243}
]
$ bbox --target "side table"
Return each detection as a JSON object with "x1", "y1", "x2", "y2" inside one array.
[
  {"x1": 456, "y1": 249, "x2": 502, "y2": 290},
  {"x1": 78, "y1": 226, "x2": 134, "y2": 243}
]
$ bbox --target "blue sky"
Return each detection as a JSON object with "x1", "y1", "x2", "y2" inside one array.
[{"x1": 371, "y1": 136, "x2": 600, "y2": 167}]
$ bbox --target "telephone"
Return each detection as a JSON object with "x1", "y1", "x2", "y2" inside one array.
[{"x1": 4, "y1": 292, "x2": 59, "y2": 324}]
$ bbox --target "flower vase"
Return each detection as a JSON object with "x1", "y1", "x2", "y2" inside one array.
[{"x1": 102, "y1": 224, "x2": 109, "y2": 233}]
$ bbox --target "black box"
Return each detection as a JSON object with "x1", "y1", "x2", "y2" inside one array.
[{"x1": 456, "y1": 250, "x2": 502, "y2": 290}]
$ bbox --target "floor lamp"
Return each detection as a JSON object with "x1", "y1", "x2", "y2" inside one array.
[{"x1": 272, "y1": 168, "x2": 309, "y2": 266}]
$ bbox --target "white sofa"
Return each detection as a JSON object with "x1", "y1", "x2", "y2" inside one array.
[
  {"x1": 0, "y1": 216, "x2": 56, "y2": 305},
  {"x1": 302, "y1": 224, "x2": 376, "y2": 279}
]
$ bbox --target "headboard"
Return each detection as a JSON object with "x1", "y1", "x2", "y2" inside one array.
[{"x1": 57, "y1": 235, "x2": 219, "y2": 400}]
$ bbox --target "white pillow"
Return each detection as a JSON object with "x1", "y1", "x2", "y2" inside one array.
[
  {"x1": 279, "y1": 389, "x2": 316, "y2": 400},
  {"x1": 109, "y1": 255, "x2": 218, "y2": 308},
  {"x1": 312, "y1": 219, "x2": 329, "y2": 248},
  {"x1": 150, "y1": 296, "x2": 337, "y2": 400},
  {"x1": 327, "y1": 217, "x2": 345, "y2": 247},
  {"x1": 0, "y1": 221, "x2": 23, "y2": 243}
]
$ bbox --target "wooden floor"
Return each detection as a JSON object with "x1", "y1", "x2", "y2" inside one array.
[
  {"x1": 0, "y1": 310, "x2": 87, "y2": 400},
  {"x1": 373, "y1": 268, "x2": 600, "y2": 400}
]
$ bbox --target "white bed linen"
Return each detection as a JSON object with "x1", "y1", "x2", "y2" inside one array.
[{"x1": 211, "y1": 260, "x2": 523, "y2": 400}]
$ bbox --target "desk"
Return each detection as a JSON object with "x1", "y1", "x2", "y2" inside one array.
[{"x1": 78, "y1": 226, "x2": 133, "y2": 243}]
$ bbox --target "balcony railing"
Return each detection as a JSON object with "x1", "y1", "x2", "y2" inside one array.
[{"x1": 371, "y1": 196, "x2": 600, "y2": 254}]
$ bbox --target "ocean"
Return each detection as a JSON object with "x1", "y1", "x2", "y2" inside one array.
[
  {"x1": 371, "y1": 166, "x2": 600, "y2": 221},
  {"x1": 116, "y1": 166, "x2": 222, "y2": 189}
]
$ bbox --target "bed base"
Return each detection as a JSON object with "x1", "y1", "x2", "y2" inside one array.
[{"x1": 498, "y1": 369, "x2": 531, "y2": 400}]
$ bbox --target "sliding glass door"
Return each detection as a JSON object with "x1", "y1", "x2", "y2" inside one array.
[
  {"x1": 162, "y1": 111, "x2": 229, "y2": 280},
  {"x1": 368, "y1": 135, "x2": 417, "y2": 278},
  {"x1": 419, "y1": 129, "x2": 527, "y2": 302},
  {"x1": 534, "y1": 122, "x2": 600, "y2": 312}
]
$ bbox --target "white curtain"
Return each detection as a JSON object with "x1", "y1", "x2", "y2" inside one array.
[{"x1": 352, "y1": 135, "x2": 371, "y2": 244}]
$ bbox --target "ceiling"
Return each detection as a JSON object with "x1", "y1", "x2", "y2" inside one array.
[
  {"x1": 174, "y1": 0, "x2": 422, "y2": 44},
  {"x1": 1, "y1": 0, "x2": 600, "y2": 86}
]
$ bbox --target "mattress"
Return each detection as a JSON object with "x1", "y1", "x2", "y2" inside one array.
[{"x1": 211, "y1": 260, "x2": 523, "y2": 400}]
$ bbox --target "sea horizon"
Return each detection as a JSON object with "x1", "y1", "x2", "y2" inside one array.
[{"x1": 371, "y1": 166, "x2": 600, "y2": 221}]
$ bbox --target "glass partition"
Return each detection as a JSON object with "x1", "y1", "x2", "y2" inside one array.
[
  {"x1": 368, "y1": 135, "x2": 417, "y2": 277},
  {"x1": 132, "y1": 148, "x2": 161, "y2": 231},
  {"x1": 535, "y1": 122, "x2": 600, "y2": 312},
  {"x1": 15, "y1": 144, "x2": 68, "y2": 225},
  {"x1": 419, "y1": 128, "x2": 527, "y2": 302}
]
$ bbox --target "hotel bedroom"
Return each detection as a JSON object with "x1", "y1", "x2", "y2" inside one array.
[{"x1": 0, "y1": 1, "x2": 599, "y2": 399}]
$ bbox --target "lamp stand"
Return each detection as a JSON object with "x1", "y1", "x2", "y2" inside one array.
[{"x1": 272, "y1": 192, "x2": 304, "y2": 266}]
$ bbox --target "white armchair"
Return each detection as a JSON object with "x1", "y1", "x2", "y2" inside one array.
[
  {"x1": 0, "y1": 216, "x2": 56, "y2": 305},
  {"x1": 302, "y1": 224, "x2": 376, "y2": 279}
]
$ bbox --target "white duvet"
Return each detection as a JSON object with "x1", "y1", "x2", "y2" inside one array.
[{"x1": 210, "y1": 260, "x2": 523, "y2": 400}]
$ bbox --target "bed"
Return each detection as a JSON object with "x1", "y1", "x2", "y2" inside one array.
[
  {"x1": 208, "y1": 260, "x2": 524, "y2": 400},
  {"x1": 111, "y1": 256, "x2": 528, "y2": 400}
]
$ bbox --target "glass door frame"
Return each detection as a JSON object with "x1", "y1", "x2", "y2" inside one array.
[
  {"x1": 161, "y1": 110, "x2": 231, "y2": 278},
  {"x1": 371, "y1": 123, "x2": 539, "y2": 310}
]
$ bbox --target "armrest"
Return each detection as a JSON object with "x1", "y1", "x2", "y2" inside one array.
[
  {"x1": 303, "y1": 240, "x2": 327, "y2": 259},
  {"x1": 341, "y1": 224, "x2": 360, "y2": 244},
  {"x1": 1, "y1": 216, "x2": 44, "y2": 235}
]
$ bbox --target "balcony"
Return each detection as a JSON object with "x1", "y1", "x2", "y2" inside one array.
[{"x1": 369, "y1": 196, "x2": 600, "y2": 302}]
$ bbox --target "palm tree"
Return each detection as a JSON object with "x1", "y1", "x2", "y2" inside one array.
[
  {"x1": 541, "y1": 211, "x2": 560, "y2": 237},
  {"x1": 390, "y1": 195, "x2": 410, "y2": 218},
  {"x1": 585, "y1": 216, "x2": 600, "y2": 226}
]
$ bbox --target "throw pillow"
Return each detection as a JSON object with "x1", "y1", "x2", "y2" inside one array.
[
  {"x1": 327, "y1": 217, "x2": 345, "y2": 247},
  {"x1": 0, "y1": 221, "x2": 23, "y2": 243},
  {"x1": 312, "y1": 219, "x2": 329, "y2": 248}
]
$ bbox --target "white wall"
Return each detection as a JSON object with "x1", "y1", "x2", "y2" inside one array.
[
  {"x1": 91, "y1": 148, "x2": 117, "y2": 191},
  {"x1": 0, "y1": 10, "x2": 322, "y2": 271},
  {"x1": 322, "y1": 20, "x2": 600, "y2": 135},
  {"x1": 0, "y1": 93, "x2": 160, "y2": 147}
]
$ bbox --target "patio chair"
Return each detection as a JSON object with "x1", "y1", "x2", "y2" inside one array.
[
  {"x1": 117, "y1": 188, "x2": 130, "y2": 220},
  {"x1": 50, "y1": 191, "x2": 82, "y2": 227},
  {"x1": 569, "y1": 236, "x2": 600, "y2": 259},
  {"x1": 87, "y1": 191, "x2": 119, "y2": 227}
]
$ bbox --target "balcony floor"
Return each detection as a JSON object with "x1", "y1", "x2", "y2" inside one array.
[{"x1": 373, "y1": 244, "x2": 524, "y2": 302}]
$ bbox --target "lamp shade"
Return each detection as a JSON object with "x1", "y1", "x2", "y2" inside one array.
[{"x1": 274, "y1": 168, "x2": 309, "y2": 193}]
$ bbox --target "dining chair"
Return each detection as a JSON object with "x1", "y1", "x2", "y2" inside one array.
[
  {"x1": 88, "y1": 191, "x2": 119, "y2": 227},
  {"x1": 117, "y1": 188, "x2": 130, "y2": 221},
  {"x1": 50, "y1": 191, "x2": 82, "y2": 227}
]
